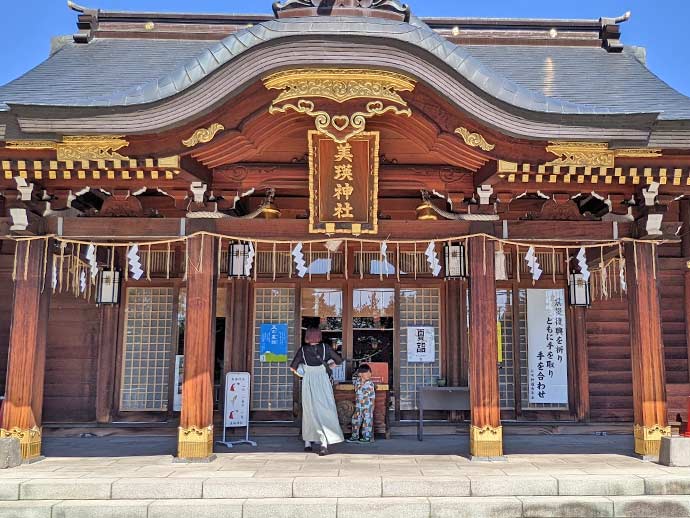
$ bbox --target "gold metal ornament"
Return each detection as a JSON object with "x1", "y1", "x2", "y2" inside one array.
[
  {"x1": 416, "y1": 202, "x2": 438, "y2": 221},
  {"x1": 469, "y1": 425, "x2": 503, "y2": 458},
  {"x1": 177, "y1": 425, "x2": 214, "y2": 460},
  {"x1": 182, "y1": 123, "x2": 225, "y2": 148},
  {"x1": 454, "y1": 127, "x2": 495, "y2": 151},
  {"x1": 6, "y1": 136, "x2": 130, "y2": 162},
  {"x1": 0, "y1": 426, "x2": 42, "y2": 460},
  {"x1": 263, "y1": 68, "x2": 415, "y2": 105},
  {"x1": 633, "y1": 424, "x2": 670, "y2": 457},
  {"x1": 546, "y1": 142, "x2": 661, "y2": 168},
  {"x1": 265, "y1": 68, "x2": 415, "y2": 143}
]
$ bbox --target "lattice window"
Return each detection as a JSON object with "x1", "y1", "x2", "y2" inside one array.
[
  {"x1": 120, "y1": 287, "x2": 175, "y2": 411},
  {"x1": 252, "y1": 287, "x2": 296, "y2": 411},
  {"x1": 518, "y1": 289, "x2": 569, "y2": 410},
  {"x1": 497, "y1": 289, "x2": 516, "y2": 410},
  {"x1": 399, "y1": 288, "x2": 441, "y2": 410}
]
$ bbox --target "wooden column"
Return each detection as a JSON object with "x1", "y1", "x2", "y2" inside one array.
[
  {"x1": 1, "y1": 239, "x2": 50, "y2": 460},
  {"x1": 680, "y1": 199, "x2": 690, "y2": 258},
  {"x1": 624, "y1": 241, "x2": 669, "y2": 457},
  {"x1": 468, "y1": 236, "x2": 502, "y2": 457},
  {"x1": 95, "y1": 305, "x2": 120, "y2": 424},
  {"x1": 569, "y1": 306, "x2": 590, "y2": 421},
  {"x1": 178, "y1": 234, "x2": 217, "y2": 461},
  {"x1": 224, "y1": 278, "x2": 253, "y2": 375}
]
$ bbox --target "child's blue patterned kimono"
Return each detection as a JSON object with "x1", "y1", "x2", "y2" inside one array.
[{"x1": 351, "y1": 376, "x2": 375, "y2": 441}]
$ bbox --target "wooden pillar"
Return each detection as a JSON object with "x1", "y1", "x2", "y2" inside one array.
[
  {"x1": 1, "y1": 239, "x2": 50, "y2": 460},
  {"x1": 680, "y1": 199, "x2": 690, "y2": 258},
  {"x1": 624, "y1": 241, "x2": 669, "y2": 457},
  {"x1": 224, "y1": 278, "x2": 253, "y2": 375},
  {"x1": 569, "y1": 306, "x2": 590, "y2": 421},
  {"x1": 468, "y1": 236, "x2": 502, "y2": 457},
  {"x1": 95, "y1": 305, "x2": 120, "y2": 424},
  {"x1": 178, "y1": 234, "x2": 217, "y2": 461}
]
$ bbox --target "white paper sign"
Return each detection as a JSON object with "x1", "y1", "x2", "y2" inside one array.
[
  {"x1": 527, "y1": 289, "x2": 568, "y2": 404},
  {"x1": 407, "y1": 327, "x2": 435, "y2": 363},
  {"x1": 173, "y1": 355, "x2": 184, "y2": 412},
  {"x1": 224, "y1": 372, "x2": 251, "y2": 428}
]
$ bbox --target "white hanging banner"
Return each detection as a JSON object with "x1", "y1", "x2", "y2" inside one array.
[
  {"x1": 425, "y1": 241, "x2": 442, "y2": 277},
  {"x1": 127, "y1": 244, "x2": 143, "y2": 280},
  {"x1": 576, "y1": 247, "x2": 590, "y2": 281},
  {"x1": 173, "y1": 355, "x2": 184, "y2": 412},
  {"x1": 525, "y1": 246, "x2": 543, "y2": 281},
  {"x1": 527, "y1": 289, "x2": 568, "y2": 404},
  {"x1": 407, "y1": 326, "x2": 435, "y2": 363},
  {"x1": 292, "y1": 242, "x2": 308, "y2": 278}
]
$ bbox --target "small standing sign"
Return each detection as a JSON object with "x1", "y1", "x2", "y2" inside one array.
[{"x1": 216, "y1": 372, "x2": 257, "y2": 448}]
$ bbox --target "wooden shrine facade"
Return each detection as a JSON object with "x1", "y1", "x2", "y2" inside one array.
[{"x1": 0, "y1": 1, "x2": 690, "y2": 461}]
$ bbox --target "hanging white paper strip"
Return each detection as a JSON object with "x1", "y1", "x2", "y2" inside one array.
[
  {"x1": 425, "y1": 241, "x2": 442, "y2": 277},
  {"x1": 576, "y1": 247, "x2": 590, "y2": 281},
  {"x1": 245, "y1": 242, "x2": 255, "y2": 276},
  {"x1": 525, "y1": 246, "x2": 543, "y2": 281},
  {"x1": 86, "y1": 244, "x2": 98, "y2": 282},
  {"x1": 127, "y1": 244, "x2": 143, "y2": 281},
  {"x1": 51, "y1": 261, "x2": 58, "y2": 291},
  {"x1": 291, "y1": 242, "x2": 308, "y2": 278},
  {"x1": 620, "y1": 262, "x2": 627, "y2": 293},
  {"x1": 79, "y1": 270, "x2": 87, "y2": 293}
]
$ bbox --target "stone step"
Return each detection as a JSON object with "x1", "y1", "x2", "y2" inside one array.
[
  {"x1": 1, "y1": 475, "x2": 690, "y2": 501},
  {"x1": 4, "y1": 496, "x2": 690, "y2": 518}
]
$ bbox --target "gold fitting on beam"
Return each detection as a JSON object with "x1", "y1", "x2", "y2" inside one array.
[
  {"x1": 0, "y1": 426, "x2": 42, "y2": 460},
  {"x1": 416, "y1": 202, "x2": 438, "y2": 221},
  {"x1": 177, "y1": 425, "x2": 214, "y2": 460},
  {"x1": 469, "y1": 425, "x2": 503, "y2": 458},
  {"x1": 633, "y1": 424, "x2": 670, "y2": 457},
  {"x1": 261, "y1": 202, "x2": 281, "y2": 219}
]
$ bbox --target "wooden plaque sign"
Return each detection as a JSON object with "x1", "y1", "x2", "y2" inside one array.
[{"x1": 308, "y1": 130, "x2": 379, "y2": 234}]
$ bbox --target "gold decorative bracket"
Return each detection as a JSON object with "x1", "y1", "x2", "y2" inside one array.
[
  {"x1": 633, "y1": 424, "x2": 670, "y2": 457},
  {"x1": 264, "y1": 69, "x2": 416, "y2": 143},
  {"x1": 546, "y1": 141, "x2": 661, "y2": 168},
  {"x1": 182, "y1": 123, "x2": 225, "y2": 148},
  {"x1": 455, "y1": 127, "x2": 495, "y2": 151}
]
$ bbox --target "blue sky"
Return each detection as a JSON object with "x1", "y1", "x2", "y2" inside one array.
[{"x1": 1, "y1": 0, "x2": 689, "y2": 97}]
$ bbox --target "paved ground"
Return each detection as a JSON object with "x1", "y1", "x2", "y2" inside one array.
[{"x1": 3, "y1": 436, "x2": 690, "y2": 517}]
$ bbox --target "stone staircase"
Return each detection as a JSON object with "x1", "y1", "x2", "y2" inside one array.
[{"x1": 3, "y1": 473, "x2": 690, "y2": 517}]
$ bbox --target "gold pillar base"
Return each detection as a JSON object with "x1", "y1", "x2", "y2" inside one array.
[
  {"x1": 177, "y1": 425, "x2": 214, "y2": 460},
  {"x1": 0, "y1": 426, "x2": 42, "y2": 460},
  {"x1": 633, "y1": 424, "x2": 671, "y2": 457},
  {"x1": 470, "y1": 425, "x2": 503, "y2": 457}
]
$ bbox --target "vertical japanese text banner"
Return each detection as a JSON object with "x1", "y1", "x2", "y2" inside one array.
[
  {"x1": 527, "y1": 289, "x2": 568, "y2": 404},
  {"x1": 308, "y1": 131, "x2": 379, "y2": 234}
]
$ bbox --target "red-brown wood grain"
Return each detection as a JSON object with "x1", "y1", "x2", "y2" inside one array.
[{"x1": 179, "y1": 234, "x2": 217, "y2": 429}]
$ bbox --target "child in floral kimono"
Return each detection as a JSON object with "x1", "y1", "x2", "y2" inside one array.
[{"x1": 347, "y1": 364, "x2": 375, "y2": 443}]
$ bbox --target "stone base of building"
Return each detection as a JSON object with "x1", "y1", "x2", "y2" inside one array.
[
  {"x1": 0, "y1": 427, "x2": 41, "y2": 461},
  {"x1": 633, "y1": 424, "x2": 671, "y2": 458},
  {"x1": 659, "y1": 436, "x2": 690, "y2": 466},
  {"x1": 177, "y1": 425, "x2": 214, "y2": 461},
  {"x1": 469, "y1": 424, "x2": 503, "y2": 458}
]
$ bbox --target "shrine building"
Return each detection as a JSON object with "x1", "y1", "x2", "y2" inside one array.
[{"x1": 1, "y1": 0, "x2": 690, "y2": 462}]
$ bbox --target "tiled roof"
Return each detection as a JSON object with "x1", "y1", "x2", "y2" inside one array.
[{"x1": 1, "y1": 15, "x2": 689, "y2": 121}]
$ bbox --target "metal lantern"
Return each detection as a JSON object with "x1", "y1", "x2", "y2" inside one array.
[
  {"x1": 96, "y1": 270, "x2": 121, "y2": 305},
  {"x1": 568, "y1": 272, "x2": 591, "y2": 307},
  {"x1": 443, "y1": 242, "x2": 467, "y2": 278},
  {"x1": 228, "y1": 242, "x2": 251, "y2": 278}
]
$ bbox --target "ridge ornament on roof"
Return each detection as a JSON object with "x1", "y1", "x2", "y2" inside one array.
[{"x1": 272, "y1": 0, "x2": 411, "y2": 22}]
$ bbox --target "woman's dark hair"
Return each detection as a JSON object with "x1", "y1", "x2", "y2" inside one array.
[
  {"x1": 304, "y1": 327, "x2": 322, "y2": 345},
  {"x1": 356, "y1": 364, "x2": 372, "y2": 374}
]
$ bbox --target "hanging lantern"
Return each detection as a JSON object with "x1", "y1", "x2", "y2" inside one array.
[
  {"x1": 416, "y1": 202, "x2": 438, "y2": 221},
  {"x1": 443, "y1": 242, "x2": 467, "y2": 278},
  {"x1": 568, "y1": 272, "x2": 591, "y2": 307},
  {"x1": 228, "y1": 242, "x2": 251, "y2": 278},
  {"x1": 96, "y1": 270, "x2": 121, "y2": 305}
]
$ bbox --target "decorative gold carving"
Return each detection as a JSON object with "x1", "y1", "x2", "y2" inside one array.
[
  {"x1": 6, "y1": 136, "x2": 130, "y2": 161},
  {"x1": 177, "y1": 425, "x2": 214, "y2": 460},
  {"x1": 546, "y1": 141, "x2": 662, "y2": 168},
  {"x1": 157, "y1": 155, "x2": 180, "y2": 168},
  {"x1": 271, "y1": 99, "x2": 410, "y2": 144},
  {"x1": 182, "y1": 123, "x2": 225, "y2": 148},
  {"x1": 469, "y1": 425, "x2": 503, "y2": 458},
  {"x1": 633, "y1": 424, "x2": 671, "y2": 457},
  {"x1": 0, "y1": 426, "x2": 42, "y2": 460},
  {"x1": 454, "y1": 127, "x2": 495, "y2": 151},
  {"x1": 265, "y1": 68, "x2": 415, "y2": 143},
  {"x1": 263, "y1": 69, "x2": 415, "y2": 106}
]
